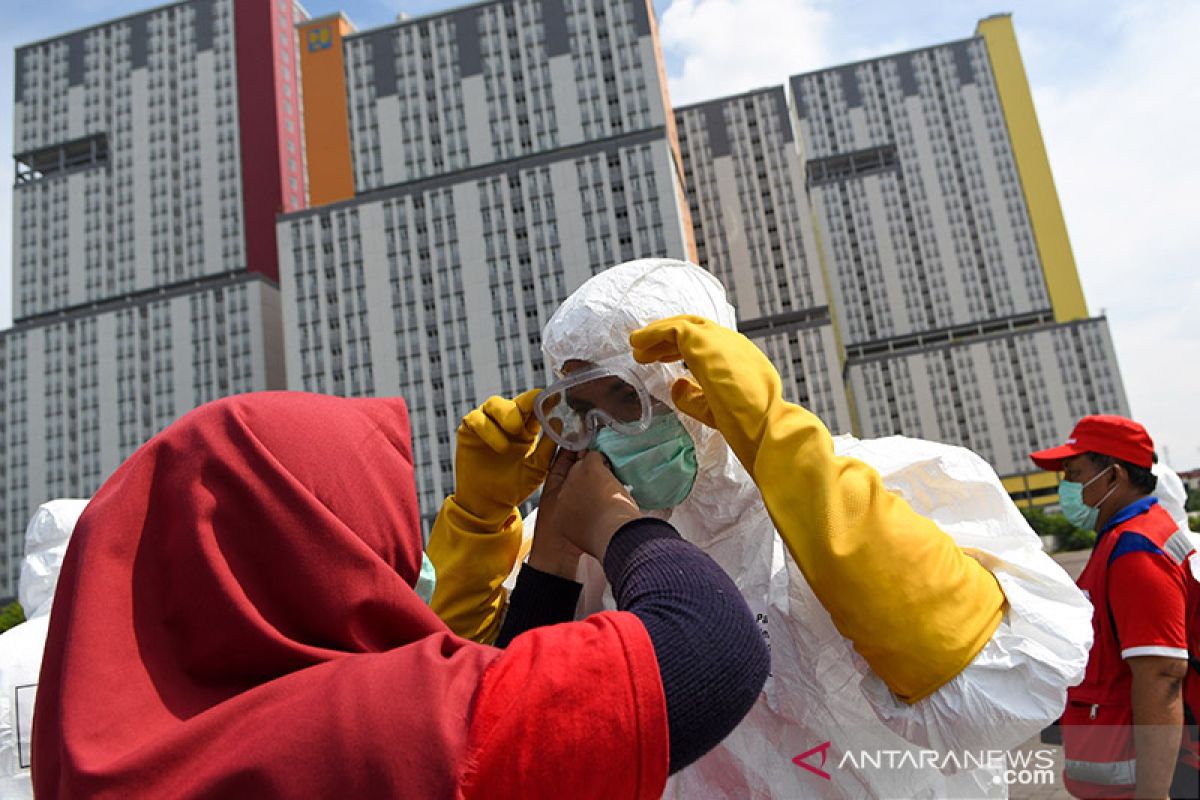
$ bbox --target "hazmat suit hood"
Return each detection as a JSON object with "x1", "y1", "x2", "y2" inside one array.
[
  {"x1": 1, "y1": 498, "x2": 88, "y2": 799},
  {"x1": 541, "y1": 258, "x2": 765, "y2": 543},
  {"x1": 17, "y1": 499, "x2": 87, "y2": 619},
  {"x1": 1153, "y1": 463, "x2": 1194, "y2": 534}
]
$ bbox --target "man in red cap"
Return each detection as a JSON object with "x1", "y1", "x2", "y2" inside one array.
[{"x1": 1031, "y1": 415, "x2": 1196, "y2": 798}]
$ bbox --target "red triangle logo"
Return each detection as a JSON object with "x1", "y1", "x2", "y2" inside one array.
[{"x1": 793, "y1": 741, "x2": 832, "y2": 780}]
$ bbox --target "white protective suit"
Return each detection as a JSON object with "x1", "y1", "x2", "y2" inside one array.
[
  {"x1": 532, "y1": 259, "x2": 1092, "y2": 798},
  {"x1": 1153, "y1": 462, "x2": 1200, "y2": 595},
  {"x1": 1154, "y1": 463, "x2": 1196, "y2": 535},
  {"x1": 0, "y1": 498, "x2": 88, "y2": 798}
]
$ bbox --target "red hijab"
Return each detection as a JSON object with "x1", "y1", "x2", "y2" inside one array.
[{"x1": 33, "y1": 392, "x2": 668, "y2": 798}]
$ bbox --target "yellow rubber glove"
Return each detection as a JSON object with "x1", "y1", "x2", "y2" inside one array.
[
  {"x1": 631, "y1": 315, "x2": 1006, "y2": 703},
  {"x1": 428, "y1": 390, "x2": 557, "y2": 644}
]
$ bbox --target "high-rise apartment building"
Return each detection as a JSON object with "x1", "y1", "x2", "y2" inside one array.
[
  {"x1": 788, "y1": 15, "x2": 1126, "y2": 499},
  {"x1": 1, "y1": 0, "x2": 302, "y2": 595},
  {"x1": 278, "y1": 0, "x2": 696, "y2": 527},
  {"x1": 674, "y1": 16, "x2": 1127, "y2": 504},
  {"x1": 675, "y1": 87, "x2": 853, "y2": 434}
]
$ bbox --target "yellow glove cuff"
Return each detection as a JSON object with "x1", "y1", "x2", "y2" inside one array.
[
  {"x1": 427, "y1": 496, "x2": 523, "y2": 645},
  {"x1": 760, "y1": 405, "x2": 1006, "y2": 703}
]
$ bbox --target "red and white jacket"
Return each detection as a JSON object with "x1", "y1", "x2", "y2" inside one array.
[{"x1": 1062, "y1": 498, "x2": 1195, "y2": 798}]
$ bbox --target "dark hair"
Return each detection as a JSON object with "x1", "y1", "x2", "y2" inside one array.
[{"x1": 1086, "y1": 452, "x2": 1157, "y2": 494}]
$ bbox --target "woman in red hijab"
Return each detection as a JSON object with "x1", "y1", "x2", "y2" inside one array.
[{"x1": 31, "y1": 392, "x2": 765, "y2": 798}]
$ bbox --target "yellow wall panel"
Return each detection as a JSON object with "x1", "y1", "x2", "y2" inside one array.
[{"x1": 977, "y1": 15, "x2": 1088, "y2": 323}]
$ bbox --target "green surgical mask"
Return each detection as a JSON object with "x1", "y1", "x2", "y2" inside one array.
[
  {"x1": 414, "y1": 552, "x2": 437, "y2": 605},
  {"x1": 1058, "y1": 465, "x2": 1115, "y2": 531},
  {"x1": 592, "y1": 412, "x2": 698, "y2": 510}
]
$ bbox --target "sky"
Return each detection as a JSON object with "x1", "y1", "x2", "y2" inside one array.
[{"x1": 1, "y1": 0, "x2": 1197, "y2": 468}]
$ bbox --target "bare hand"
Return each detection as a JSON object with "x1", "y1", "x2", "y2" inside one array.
[
  {"x1": 527, "y1": 449, "x2": 585, "y2": 579},
  {"x1": 537, "y1": 450, "x2": 642, "y2": 562}
]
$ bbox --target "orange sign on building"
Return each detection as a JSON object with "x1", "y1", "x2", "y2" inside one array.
[{"x1": 297, "y1": 14, "x2": 356, "y2": 206}]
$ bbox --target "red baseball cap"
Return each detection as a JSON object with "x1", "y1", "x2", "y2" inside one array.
[{"x1": 1029, "y1": 414, "x2": 1155, "y2": 471}]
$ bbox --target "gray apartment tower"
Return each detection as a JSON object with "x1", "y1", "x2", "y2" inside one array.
[
  {"x1": 278, "y1": 0, "x2": 699, "y2": 528},
  {"x1": 674, "y1": 16, "x2": 1127, "y2": 501},
  {"x1": 675, "y1": 87, "x2": 853, "y2": 434},
  {"x1": 792, "y1": 17, "x2": 1128, "y2": 499},
  {"x1": 1, "y1": 0, "x2": 304, "y2": 595}
]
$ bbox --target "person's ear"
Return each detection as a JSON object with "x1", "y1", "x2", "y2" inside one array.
[{"x1": 1109, "y1": 462, "x2": 1127, "y2": 489}]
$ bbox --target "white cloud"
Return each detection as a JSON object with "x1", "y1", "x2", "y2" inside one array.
[
  {"x1": 658, "y1": 0, "x2": 833, "y2": 105},
  {"x1": 1033, "y1": 1, "x2": 1200, "y2": 466}
]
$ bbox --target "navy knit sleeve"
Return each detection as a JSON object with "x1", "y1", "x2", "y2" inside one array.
[
  {"x1": 495, "y1": 518, "x2": 769, "y2": 773},
  {"x1": 494, "y1": 563, "x2": 583, "y2": 649},
  {"x1": 604, "y1": 518, "x2": 769, "y2": 774}
]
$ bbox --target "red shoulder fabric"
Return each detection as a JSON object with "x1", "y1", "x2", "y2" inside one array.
[
  {"x1": 32, "y1": 391, "x2": 668, "y2": 799},
  {"x1": 461, "y1": 611, "x2": 670, "y2": 799},
  {"x1": 1109, "y1": 550, "x2": 1189, "y2": 659}
]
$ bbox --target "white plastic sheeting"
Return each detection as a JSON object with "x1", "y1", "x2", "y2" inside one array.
[
  {"x1": 534, "y1": 259, "x2": 1092, "y2": 798},
  {"x1": 0, "y1": 498, "x2": 88, "y2": 798}
]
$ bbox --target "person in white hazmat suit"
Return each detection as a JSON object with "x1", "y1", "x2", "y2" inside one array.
[
  {"x1": 1154, "y1": 462, "x2": 1197, "y2": 538},
  {"x1": 0, "y1": 499, "x2": 88, "y2": 799},
  {"x1": 428, "y1": 259, "x2": 1093, "y2": 798}
]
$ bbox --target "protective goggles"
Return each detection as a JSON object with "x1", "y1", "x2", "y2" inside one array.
[{"x1": 533, "y1": 365, "x2": 654, "y2": 451}]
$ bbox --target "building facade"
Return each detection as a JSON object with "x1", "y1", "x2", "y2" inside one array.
[
  {"x1": 340, "y1": 0, "x2": 678, "y2": 192},
  {"x1": 2, "y1": 0, "x2": 301, "y2": 595},
  {"x1": 675, "y1": 87, "x2": 852, "y2": 433},
  {"x1": 0, "y1": 275, "x2": 284, "y2": 588},
  {"x1": 787, "y1": 15, "x2": 1128, "y2": 498},
  {"x1": 280, "y1": 0, "x2": 695, "y2": 527},
  {"x1": 845, "y1": 318, "x2": 1125, "y2": 475},
  {"x1": 671, "y1": 16, "x2": 1127, "y2": 502}
]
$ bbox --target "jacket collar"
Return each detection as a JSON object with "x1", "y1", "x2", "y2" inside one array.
[{"x1": 1098, "y1": 496, "x2": 1158, "y2": 537}]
